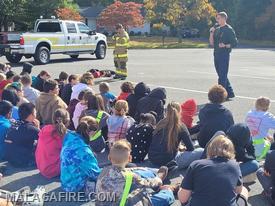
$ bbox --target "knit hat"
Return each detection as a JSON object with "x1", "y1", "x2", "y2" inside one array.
[{"x1": 181, "y1": 99, "x2": 197, "y2": 114}]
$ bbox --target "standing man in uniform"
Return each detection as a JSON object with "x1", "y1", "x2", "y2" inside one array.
[
  {"x1": 209, "y1": 12, "x2": 238, "y2": 100},
  {"x1": 113, "y1": 24, "x2": 130, "y2": 80}
]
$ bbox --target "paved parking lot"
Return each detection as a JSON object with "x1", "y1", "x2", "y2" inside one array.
[{"x1": 0, "y1": 48, "x2": 275, "y2": 205}]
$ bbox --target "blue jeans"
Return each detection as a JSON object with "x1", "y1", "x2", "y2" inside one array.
[
  {"x1": 175, "y1": 148, "x2": 204, "y2": 169},
  {"x1": 257, "y1": 168, "x2": 272, "y2": 193},
  {"x1": 133, "y1": 169, "x2": 175, "y2": 206},
  {"x1": 151, "y1": 189, "x2": 175, "y2": 206},
  {"x1": 214, "y1": 51, "x2": 234, "y2": 96},
  {"x1": 240, "y1": 160, "x2": 259, "y2": 177}
]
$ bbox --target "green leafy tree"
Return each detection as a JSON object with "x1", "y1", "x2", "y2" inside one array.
[
  {"x1": 255, "y1": 0, "x2": 275, "y2": 40},
  {"x1": 0, "y1": 0, "x2": 26, "y2": 31},
  {"x1": 235, "y1": 0, "x2": 271, "y2": 39},
  {"x1": 145, "y1": 0, "x2": 215, "y2": 41}
]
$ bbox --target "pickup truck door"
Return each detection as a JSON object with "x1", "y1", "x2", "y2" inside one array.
[
  {"x1": 77, "y1": 23, "x2": 97, "y2": 52},
  {"x1": 65, "y1": 22, "x2": 81, "y2": 52}
]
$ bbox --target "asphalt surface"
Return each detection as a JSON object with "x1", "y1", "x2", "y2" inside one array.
[{"x1": 0, "y1": 48, "x2": 275, "y2": 206}]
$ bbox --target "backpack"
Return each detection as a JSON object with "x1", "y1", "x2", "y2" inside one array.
[{"x1": 121, "y1": 172, "x2": 153, "y2": 206}]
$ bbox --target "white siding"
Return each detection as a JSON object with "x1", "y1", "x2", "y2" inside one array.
[
  {"x1": 129, "y1": 23, "x2": 150, "y2": 34},
  {"x1": 86, "y1": 18, "x2": 97, "y2": 30}
]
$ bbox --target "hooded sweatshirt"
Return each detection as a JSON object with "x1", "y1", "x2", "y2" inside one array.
[
  {"x1": 198, "y1": 103, "x2": 234, "y2": 148},
  {"x1": 0, "y1": 116, "x2": 11, "y2": 159},
  {"x1": 135, "y1": 87, "x2": 166, "y2": 122},
  {"x1": 127, "y1": 82, "x2": 150, "y2": 118},
  {"x1": 35, "y1": 125, "x2": 64, "y2": 179},
  {"x1": 70, "y1": 83, "x2": 94, "y2": 100},
  {"x1": 181, "y1": 99, "x2": 197, "y2": 128},
  {"x1": 226, "y1": 123, "x2": 256, "y2": 163},
  {"x1": 36, "y1": 93, "x2": 67, "y2": 125},
  {"x1": 61, "y1": 131, "x2": 101, "y2": 192},
  {"x1": 5, "y1": 120, "x2": 39, "y2": 167}
]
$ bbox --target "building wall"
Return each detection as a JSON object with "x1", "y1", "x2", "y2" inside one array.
[
  {"x1": 85, "y1": 17, "x2": 150, "y2": 34},
  {"x1": 85, "y1": 18, "x2": 97, "y2": 30},
  {"x1": 129, "y1": 22, "x2": 150, "y2": 34}
]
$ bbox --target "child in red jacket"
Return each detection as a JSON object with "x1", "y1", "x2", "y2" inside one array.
[{"x1": 117, "y1": 81, "x2": 134, "y2": 101}]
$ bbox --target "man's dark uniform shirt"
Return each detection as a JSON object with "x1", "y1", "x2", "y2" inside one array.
[{"x1": 214, "y1": 24, "x2": 238, "y2": 53}]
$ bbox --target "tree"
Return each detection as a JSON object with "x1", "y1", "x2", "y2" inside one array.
[
  {"x1": 255, "y1": 0, "x2": 275, "y2": 40},
  {"x1": 55, "y1": 7, "x2": 83, "y2": 21},
  {"x1": 74, "y1": 0, "x2": 144, "y2": 7},
  {"x1": 0, "y1": 0, "x2": 26, "y2": 31},
  {"x1": 97, "y1": 1, "x2": 144, "y2": 30},
  {"x1": 182, "y1": 0, "x2": 216, "y2": 34},
  {"x1": 145, "y1": 0, "x2": 215, "y2": 39},
  {"x1": 234, "y1": 0, "x2": 271, "y2": 40}
]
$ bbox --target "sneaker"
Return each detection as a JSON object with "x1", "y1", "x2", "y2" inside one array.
[
  {"x1": 226, "y1": 93, "x2": 235, "y2": 101},
  {"x1": 120, "y1": 76, "x2": 127, "y2": 80},
  {"x1": 157, "y1": 166, "x2": 168, "y2": 181}
]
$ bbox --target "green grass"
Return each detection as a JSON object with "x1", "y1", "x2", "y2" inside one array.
[
  {"x1": 239, "y1": 39, "x2": 275, "y2": 47},
  {"x1": 108, "y1": 36, "x2": 208, "y2": 49}
]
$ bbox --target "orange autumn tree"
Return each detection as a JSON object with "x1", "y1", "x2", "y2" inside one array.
[
  {"x1": 55, "y1": 7, "x2": 83, "y2": 21},
  {"x1": 97, "y1": 1, "x2": 144, "y2": 30}
]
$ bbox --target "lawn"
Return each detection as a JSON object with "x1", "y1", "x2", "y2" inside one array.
[{"x1": 108, "y1": 36, "x2": 209, "y2": 49}]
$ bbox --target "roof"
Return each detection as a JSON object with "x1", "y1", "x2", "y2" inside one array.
[{"x1": 79, "y1": 6, "x2": 104, "y2": 18}]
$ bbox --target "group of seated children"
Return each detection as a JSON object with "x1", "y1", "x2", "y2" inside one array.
[{"x1": 0, "y1": 62, "x2": 275, "y2": 206}]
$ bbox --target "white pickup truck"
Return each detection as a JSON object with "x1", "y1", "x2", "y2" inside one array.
[{"x1": 0, "y1": 19, "x2": 107, "y2": 64}]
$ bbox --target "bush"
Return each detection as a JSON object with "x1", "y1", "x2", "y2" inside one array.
[{"x1": 129, "y1": 31, "x2": 135, "y2": 36}]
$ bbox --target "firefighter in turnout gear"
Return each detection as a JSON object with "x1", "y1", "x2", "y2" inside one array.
[{"x1": 113, "y1": 24, "x2": 130, "y2": 80}]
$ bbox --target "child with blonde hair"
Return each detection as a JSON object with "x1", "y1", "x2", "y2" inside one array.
[
  {"x1": 96, "y1": 139, "x2": 176, "y2": 206},
  {"x1": 107, "y1": 100, "x2": 135, "y2": 146},
  {"x1": 245, "y1": 96, "x2": 275, "y2": 160}
]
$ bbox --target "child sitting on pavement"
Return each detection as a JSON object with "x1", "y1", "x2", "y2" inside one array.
[
  {"x1": 126, "y1": 112, "x2": 157, "y2": 163},
  {"x1": 107, "y1": 100, "x2": 135, "y2": 147},
  {"x1": 99, "y1": 82, "x2": 116, "y2": 113},
  {"x1": 117, "y1": 81, "x2": 134, "y2": 101},
  {"x1": 245, "y1": 97, "x2": 275, "y2": 160},
  {"x1": 96, "y1": 139, "x2": 176, "y2": 206},
  {"x1": 257, "y1": 149, "x2": 275, "y2": 205}
]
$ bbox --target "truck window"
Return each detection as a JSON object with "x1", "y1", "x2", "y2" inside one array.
[
  {"x1": 37, "y1": 22, "x2": 61, "y2": 33},
  {"x1": 66, "y1": 23, "x2": 77, "y2": 34},
  {"x1": 77, "y1": 23, "x2": 90, "y2": 34}
]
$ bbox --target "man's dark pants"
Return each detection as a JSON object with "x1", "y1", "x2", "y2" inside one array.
[{"x1": 214, "y1": 51, "x2": 235, "y2": 97}]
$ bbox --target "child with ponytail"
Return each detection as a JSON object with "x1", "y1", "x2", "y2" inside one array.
[
  {"x1": 148, "y1": 102, "x2": 203, "y2": 168},
  {"x1": 107, "y1": 100, "x2": 135, "y2": 146},
  {"x1": 36, "y1": 109, "x2": 70, "y2": 179},
  {"x1": 60, "y1": 116, "x2": 101, "y2": 194},
  {"x1": 126, "y1": 112, "x2": 157, "y2": 163}
]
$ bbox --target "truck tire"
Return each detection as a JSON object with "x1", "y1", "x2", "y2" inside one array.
[
  {"x1": 70, "y1": 55, "x2": 79, "y2": 59},
  {"x1": 95, "y1": 43, "x2": 106, "y2": 59},
  {"x1": 34, "y1": 46, "x2": 50, "y2": 65},
  {"x1": 5, "y1": 53, "x2": 23, "y2": 64}
]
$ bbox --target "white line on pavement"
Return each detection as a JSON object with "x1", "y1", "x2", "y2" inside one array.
[
  {"x1": 187, "y1": 70, "x2": 275, "y2": 81},
  {"x1": 110, "y1": 81, "x2": 275, "y2": 102}
]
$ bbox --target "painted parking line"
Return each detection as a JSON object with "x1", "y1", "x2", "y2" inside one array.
[
  {"x1": 110, "y1": 81, "x2": 275, "y2": 103},
  {"x1": 187, "y1": 70, "x2": 275, "y2": 81}
]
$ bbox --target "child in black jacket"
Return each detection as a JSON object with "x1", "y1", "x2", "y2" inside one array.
[{"x1": 126, "y1": 112, "x2": 156, "y2": 163}]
